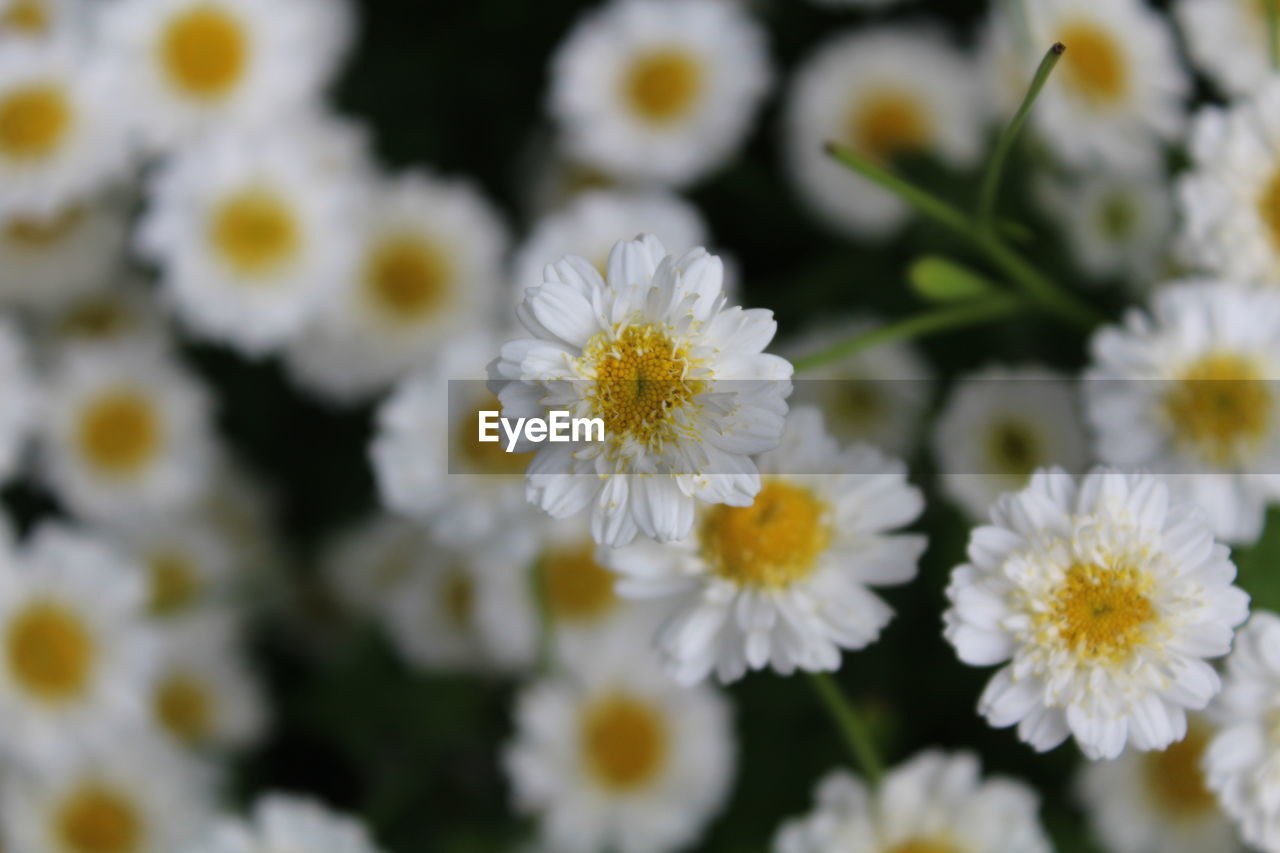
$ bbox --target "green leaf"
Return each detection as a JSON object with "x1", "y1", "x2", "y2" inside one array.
[{"x1": 909, "y1": 256, "x2": 1000, "y2": 303}]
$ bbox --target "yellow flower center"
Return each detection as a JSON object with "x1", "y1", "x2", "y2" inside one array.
[
  {"x1": 1258, "y1": 169, "x2": 1280, "y2": 252},
  {"x1": 541, "y1": 541, "x2": 618, "y2": 624},
  {"x1": 55, "y1": 786, "x2": 142, "y2": 853},
  {"x1": 4, "y1": 205, "x2": 83, "y2": 248},
  {"x1": 584, "y1": 324, "x2": 700, "y2": 449},
  {"x1": 457, "y1": 396, "x2": 532, "y2": 475},
  {"x1": 886, "y1": 841, "x2": 960, "y2": 853},
  {"x1": 1097, "y1": 192, "x2": 1137, "y2": 242},
  {"x1": 209, "y1": 189, "x2": 299, "y2": 277},
  {"x1": 0, "y1": 83, "x2": 70, "y2": 159},
  {"x1": 147, "y1": 551, "x2": 199, "y2": 615},
  {"x1": 1143, "y1": 726, "x2": 1217, "y2": 817},
  {"x1": 59, "y1": 298, "x2": 130, "y2": 341},
  {"x1": 2, "y1": 0, "x2": 48, "y2": 35},
  {"x1": 985, "y1": 418, "x2": 1043, "y2": 481},
  {"x1": 154, "y1": 672, "x2": 213, "y2": 743},
  {"x1": 847, "y1": 90, "x2": 932, "y2": 165},
  {"x1": 623, "y1": 49, "x2": 703, "y2": 124},
  {"x1": 581, "y1": 693, "x2": 669, "y2": 791},
  {"x1": 1048, "y1": 561, "x2": 1155, "y2": 663},
  {"x1": 700, "y1": 479, "x2": 831, "y2": 589},
  {"x1": 441, "y1": 570, "x2": 473, "y2": 628},
  {"x1": 1164, "y1": 353, "x2": 1270, "y2": 465},
  {"x1": 830, "y1": 381, "x2": 885, "y2": 430},
  {"x1": 363, "y1": 234, "x2": 452, "y2": 323},
  {"x1": 1058, "y1": 21, "x2": 1129, "y2": 103},
  {"x1": 7, "y1": 601, "x2": 93, "y2": 702},
  {"x1": 77, "y1": 389, "x2": 162, "y2": 476},
  {"x1": 160, "y1": 4, "x2": 248, "y2": 99}
]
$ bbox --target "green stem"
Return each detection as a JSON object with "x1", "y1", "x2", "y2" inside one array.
[
  {"x1": 808, "y1": 673, "x2": 884, "y2": 786},
  {"x1": 825, "y1": 142, "x2": 972, "y2": 234},
  {"x1": 1269, "y1": 1, "x2": 1279, "y2": 70},
  {"x1": 977, "y1": 43, "x2": 1065, "y2": 225},
  {"x1": 793, "y1": 294, "x2": 1023, "y2": 372}
]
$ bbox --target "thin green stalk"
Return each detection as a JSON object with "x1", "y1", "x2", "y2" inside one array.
[
  {"x1": 808, "y1": 673, "x2": 884, "y2": 786},
  {"x1": 825, "y1": 142, "x2": 972, "y2": 234},
  {"x1": 977, "y1": 42, "x2": 1065, "y2": 224},
  {"x1": 1269, "y1": 0, "x2": 1280, "y2": 70},
  {"x1": 793, "y1": 294, "x2": 1023, "y2": 372}
]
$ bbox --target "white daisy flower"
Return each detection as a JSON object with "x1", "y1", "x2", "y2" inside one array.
[
  {"x1": 2, "y1": 734, "x2": 214, "y2": 853},
  {"x1": 322, "y1": 514, "x2": 425, "y2": 621},
  {"x1": 1177, "y1": 82, "x2": 1280, "y2": 287},
  {"x1": 0, "y1": 41, "x2": 128, "y2": 216},
  {"x1": 943, "y1": 467, "x2": 1249, "y2": 761},
  {"x1": 284, "y1": 170, "x2": 509, "y2": 402},
  {"x1": 0, "y1": 0, "x2": 87, "y2": 41},
  {"x1": 1176, "y1": 0, "x2": 1278, "y2": 98},
  {"x1": 1077, "y1": 713, "x2": 1243, "y2": 853},
  {"x1": 933, "y1": 364, "x2": 1090, "y2": 522},
  {"x1": 1204, "y1": 611, "x2": 1280, "y2": 851},
  {"x1": 136, "y1": 121, "x2": 361, "y2": 355},
  {"x1": 548, "y1": 0, "x2": 771, "y2": 187},
  {"x1": 100, "y1": 0, "x2": 352, "y2": 152},
  {"x1": 774, "y1": 750, "x2": 1052, "y2": 853},
  {"x1": 184, "y1": 794, "x2": 385, "y2": 853},
  {"x1": 490, "y1": 234, "x2": 793, "y2": 548},
  {"x1": 0, "y1": 316, "x2": 38, "y2": 484},
  {"x1": 504, "y1": 628, "x2": 734, "y2": 853},
  {"x1": 782, "y1": 317, "x2": 933, "y2": 458},
  {"x1": 784, "y1": 26, "x2": 984, "y2": 238},
  {"x1": 111, "y1": 519, "x2": 235, "y2": 618},
  {"x1": 41, "y1": 344, "x2": 216, "y2": 524},
  {"x1": 605, "y1": 406, "x2": 925, "y2": 685},
  {"x1": 1084, "y1": 282, "x2": 1280, "y2": 544},
  {"x1": 983, "y1": 0, "x2": 1187, "y2": 171},
  {"x1": 0, "y1": 523, "x2": 157, "y2": 763},
  {"x1": 36, "y1": 281, "x2": 174, "y2": 359}
]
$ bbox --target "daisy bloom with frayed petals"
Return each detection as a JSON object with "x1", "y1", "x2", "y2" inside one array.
[
  {"x1": 184, "y1": 794, "x2": 386, "y2": 853},
  {"x1": 774, "y1": 750, "x2": 1051, "y2": 853},
  {"x1": 944, "y1": 467, "x2": 1249, "y2": 761},
  {"x1": 548, "y1": 0, "x2": 771, "y2": 187},
  {"x1": 490, "y1": 234, "x2": 793, "y2": 548},
  {"x1": 1176, "y1": 0, "x2": 1279, "y2": 99},
  {"x1": 605, "y1": 406, "x2": 925, "y2": 685}
]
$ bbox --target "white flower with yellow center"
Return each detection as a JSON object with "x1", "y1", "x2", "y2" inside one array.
[
  {"x1": 41, "y1": 345, "x2": 215, "y2": 524},
  {"x1": 100, "y1": 0, "x2": 351, "y2": 151},
  {"x1": 0, "y1": 0, "x2": 85, "y2": 42},
  {"x1": 111, "y1": 520, "x2": 234, "y2": 619},
  {"x1": 0, "y1": 316, "x2": 37, "y2": 485},
  {"x1": 0, "y1": 42, "x2": 127, "y2": 217},
  {"x1": 2, "y1": 735, "x2": 214, "y2": 853},
  {"x1": 490, "y1": 234, "x2": 793, "y2": 548},
  {"x1": 322, "y1": 515, "x2": 425, "y2": 621},
  {"x1": 774, "y1": 751, "x2": 1052, "y2": 853},
  {"x1": 1204, "y1": 611, "x2": 1280, "y2": 851},
  {"x1": 548, "y1": 0, "x2": 771, "y2": 187},
  {"x1": 605, "y1": 406, "x2": 925, "y2": 685},
  {"x1": 1084, "y1": 282, "x2": 1280, "y2": 545},
  {"x1": 944, "y1": 467, "x2": 1249, "y2": 761},
  {"x1": 1177, "y1": 0, "x2": 1280, "y2": 98},
  {"x1": 1178, "y1": 82, "x2": 1280, "y2": 287},
  {"x1": 0, "y1": 524, "x2": 157, "y2": 763},
  {"x1": 933, "y1": 365, "x2": 1090, "y2": 522},
  {"x1": 1077, "y1": 714, "x2": 1243, "y2": 853},
  {"x1": 36, "y1": 281, "x2": 174, "y2": 360},
  {"x1": 784, "y1": 26, "x2": 983, "y2": 238},
  {"x1": 504, "y1": 629, "x2": 734, "y2": 853},
  {"x1": 136, "y1": 122, "x2": 360, "y2": 355},
  {"x1": 183, "y1": 794, "x2": 385, "y2": 853},
  {"x1": 984, "y1": 0, "x2": 1187, "y2": 171},
  {"x1": 284, "y1": 170, "x2": 509, "y2": 402}
]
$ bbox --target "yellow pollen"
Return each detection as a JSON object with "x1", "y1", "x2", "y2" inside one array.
[
  {"x1": 1048, "y1": 562, "x2": 1155, "y2": 663},
  {"x1": 0, "y1": 83, "x2": 71, "y2": 159},
  {"x1": 364, "y1": 234, "x2": 452, "y2": 322},
  {"x1": 847, "y1": 90, "x2": 932, "y2": 164},
  {"x1": 1058, "y1": 21, "x2": 1129, "y2": 103},
  {"x1": 1143, "y1": 726, "x2": 1217, "y2": 817},
  {"x1": 2, "y1": 0, "x2": 49, "y2": 34},
  {"x1": 160, "y1": 5, "x2": 248, "y2": 99},
  {"x1": 441, "y1": 571, "x2": 473, "y2": 628},
  {"x1": 541, "y1": 541, "x2": 618, "y2": 624},
  {"x1": 585, "y1": 324, "x2": 699, "y2": 448},
  {"x1": 581, "y1": 693, "x2": 669, "y2": 791},
  {"x1": 623, "y1": 49, "x2": 703, "y2": 124},
  {"x1": 1258, "y1": 169, "x2": 1280, "y2": 252},
  {"x1": 77, "y1": 389, "x2": 162, "y2": 476},
  {"x1": 7, "y1": 601, "x2": 93, "y2": 702},
  {"x1": 886, "y1": 841, "x2": 961, "y2": 853},
  {"x1": 457, "y1": 396, "x2": 531, "y2": 475},
  {"x1": 55, "y1": 786, "x2": 141, "y2": 853},
  {"x1": 147, "y1": 551, "x2": 199, "y2": 615},
  {"x1": 154, "y1": 672, "x2": 213, "y2": 743},
  {"x1": 985, "y1": 418, "x2": 1043, "y2": 481},
  {"x1": 700, "y1": 480, "x2": 830, "y2": 589},
  {"x1": 209, "y1": 189, "x2": 299, "y2": 277},
  {"x1": 4, "y1": 205, "x2": 83, "y2": 248},
  {"x1": 1164, "y1": 353, "x2": 1270, "y2": 465}
]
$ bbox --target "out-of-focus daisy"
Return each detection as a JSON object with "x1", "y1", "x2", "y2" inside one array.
[
  {"x1": 41, "y1": 345, "x2": 215, "y2": 524},
  {"x1": 984, "y1": 0, "x2": 1187, "y2": 171},
  {"x1": 100, "y1": 0, "x2": 351, "y2": 151},
  {"x1": 1, "y1": 735, "x2": 213, "y2": 853},
  {"x1": 1078, "y1": 714, "x2": 1243, "y2": 853},
  {"x1": 0, "y1": 195, "x2": 127, "y2": 313},
  {"x1": 0, "y1": 42, "x2": 127, "y2": 216},
  {"x1": 136, "y1": 122, "x2": 360, "y2": 355},
  {"x1": 606, "y1": 406, "x2": 925, "y2": 685},
  {"x1": 1084, "y1": 282, "x2": 1280, "y2": 544},
  {"x1": 37, "y1": 281, "x2": 173, "y2": 358},
  {"x1": 783, "y1": 317, "x2": 933, "y2": 457},
  {"x1": 322, "y1": 515, "x2": 424, "y2": 621},
  {"x1": 505, "y1": 630, "x2": 734, "y2": 853},
  {"x1": 774, "y1": 751, "x2": 1051, "y2": 853},
  {"x1": 185, "y1": 794, "x2": 385, "y2": 853},
  {"x1": 0, "y1": 0, "x2": 85, "y2": 41},
  {"x1": 1177, "y1": 0, "x2": 1278, "y2": 98},
  {"x1": 113, "y1": 520, "x2": 234, "y2": 618},
  {"x1": 490, "y1": 234, "x2": 793, "y2": 547},
  {"x1": 0, "y1": 524, "x2": 157, "y2": 762},
  {"x1": 784, "y1": 26, "x2": 983, "y2": 238},
  {"x1": 1204, "y1": 611, "x2": 1280, "y2": 851},
  {"x1": 548, "y1": 0, "x2": 771, "y2": 187},
  {"x1": 944, "y1": 467, "x2": 1249, "y2": 761},
  {"x1": 0, "y1": 317, "x2": 37, "y2": 485},
  {"x1": 1178, "y1": 83, "x2": 1280, "y2": 286},
  {"x1": 284, "y1": 170, "x2": 508, "y2": 402},
  {"x1": 933, "y1": 365, "x2": 1090, "y2": 521}
]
